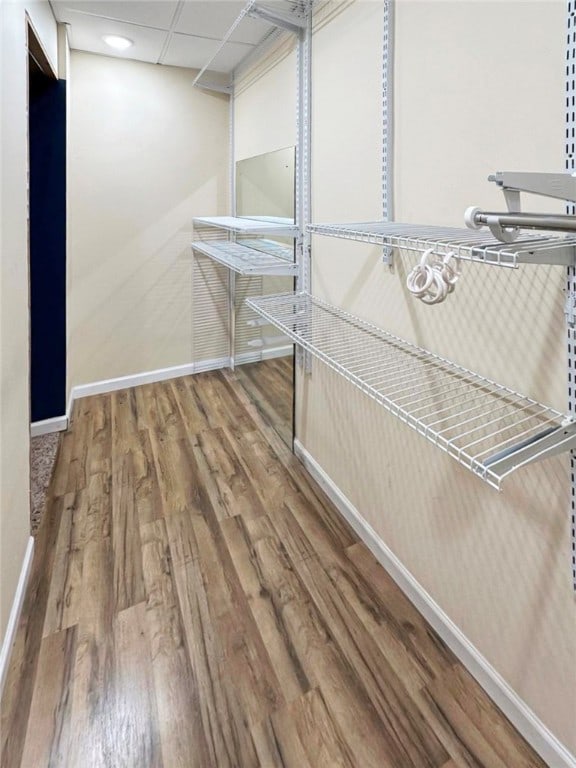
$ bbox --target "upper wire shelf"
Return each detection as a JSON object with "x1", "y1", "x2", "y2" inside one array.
[
  {"x1": 191, "y1": 240, "x2": 297, "y2": 276},
  {"x1": 307, "y1": 222, "x2": 576, "y2": 267},
  {"x1": 191, "y1": 0, "x2": 307, "y2": 92},
  {"x1": 246, "y1": 292, "x2": 575, "y2": 489},
  {"x1": 193, "y1": 215, "x2": 299, "y2": 237}
]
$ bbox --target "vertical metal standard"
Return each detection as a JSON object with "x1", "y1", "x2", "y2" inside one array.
[
  {"x1": 229, "y1": 271, "x2": 237, "y2": 370},
  {"x1": 565, "y1": 0, "x2": 576, "y2": 592},
  {"x1": 296, "y1": 3, "x2": 312, "y2": 295},
  {"x1": 229, "y1": 73, "x2": 236, "y2": 219},
  {"x1": 567, "y1": 267, "x2": 576, "y2": 592},
  {"x1": 382, "y1": 0, "x2": 394, "y2": 267},
  {"x1": 295, "y1": 2, "x2": 312, "y2": 372},
  {"x1": 229, "y1": 75, "x2": 237, "y2": 370}
]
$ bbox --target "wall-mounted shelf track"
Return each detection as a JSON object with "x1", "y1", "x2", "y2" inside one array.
[
  {"x1": 308, "y1": 222, "x2": 576, "y2": 267},
  {"x1": 193, "y1": 215, "x2": 298, "y2": 237},
  {"x1": 191, "y1": 240, "x2": 297, "y2": 276},
  {"x1": 246, "y1": 291, "x2": 576, "y2": 489}
]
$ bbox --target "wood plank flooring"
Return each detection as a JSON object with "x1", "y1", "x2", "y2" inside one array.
[{"x1": 1, "y1": 366, "x2": 547, "y2": 767}]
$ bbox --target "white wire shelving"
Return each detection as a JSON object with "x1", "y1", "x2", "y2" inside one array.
[
  {"x1": 191, "y1": 240, "x2": 297, "y2": 276},
  {"x1": 191, "y1": 0, "x2": 308, "y2": 92},
  {"x1": 193, "y1": 215, "x2": 299, "y2": 237},
  {"x1": 246, "y1": 291, "x2": 576, "y2": 489},
  {"x1": 307, "y1": 222, "x2": 576, "y2": 267},
  {"x1": 238, "y1": 238, "x2": 294, "y2": 260}
]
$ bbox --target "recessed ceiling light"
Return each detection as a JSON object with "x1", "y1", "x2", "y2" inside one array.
[{"x1": 103, "y1": 35, "x2": 133, "y2": 51}]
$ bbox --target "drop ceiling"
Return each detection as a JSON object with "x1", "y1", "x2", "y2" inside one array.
[{"x1": 50, "y1": 0, "x2": 276, "y2": 72}]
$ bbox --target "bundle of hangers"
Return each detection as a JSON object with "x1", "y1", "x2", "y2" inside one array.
[{"x1": 406, "y1": 248, "x2": 461, "y2": 305}]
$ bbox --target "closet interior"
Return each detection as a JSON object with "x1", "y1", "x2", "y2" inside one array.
[{"x1": 1, "y1": 2, "x2": 575, "y2": 767}]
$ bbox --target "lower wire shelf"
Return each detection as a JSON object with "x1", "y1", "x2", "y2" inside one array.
[
  {"x1": 246, "y1": 292, "x2": 576, "y2": 489},
  {"x1": 191, "y1": 240, "x2": 297, "y2": 276},
  {"x1": 238, "y1": 238, "x2": 294, "y2": 260}
]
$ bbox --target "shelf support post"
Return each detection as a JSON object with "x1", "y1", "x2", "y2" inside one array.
[
  {"x1": 382, "y1": 0, "x2": 394, "y2": 268},
  {"x1": 295, "y1": 1, "x2": 312, "y2": 374},
  {"x1": 566, "y1": 0, "x2": 576, "y2": 593}
]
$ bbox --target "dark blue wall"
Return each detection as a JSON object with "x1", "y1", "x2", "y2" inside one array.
[{"x1": 29, "y1": 78, "x2": 66, "y2": 422}]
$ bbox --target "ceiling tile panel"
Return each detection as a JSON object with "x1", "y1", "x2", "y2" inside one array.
[
  {"x1": 162, "y1": 32, "x2": 252, "y2": 72},
  {"x1": 53, "y1": 1, "x2": 179, "y2": 30},
  {"x1": 67, "y1": 14, "x2": 168, "y2": 64},
  {"x1": 175, "y1": 1, "x2": 271, "y2": 45}
]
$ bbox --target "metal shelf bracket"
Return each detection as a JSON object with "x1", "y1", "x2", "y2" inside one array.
[
  {"x1": 490, "y1": 171, "x2": 576, "y2": 203},
  {"x1": 248, "y1": 3, "x2": 306, "y2": 32},
  {"x1": 483, "y1": 418, "x2": 576, "y2": 479},
  {"x1": 565, "y1": 290, "x2": 576, "y2": 327},
  {"x1": 194, "y1": 81, "x2": 233, "y2": 95}
]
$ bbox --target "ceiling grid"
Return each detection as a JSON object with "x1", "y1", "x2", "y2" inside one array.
[{"x1": 50, "y1": 0, "x2": 273, "y2": 71}]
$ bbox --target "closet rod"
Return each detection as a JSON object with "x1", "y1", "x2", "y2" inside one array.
[{"x1": 466, "y1": 209, "x2": 576, "y2": 234}]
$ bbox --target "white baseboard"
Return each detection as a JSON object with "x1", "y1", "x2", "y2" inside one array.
[
  {"x1": 192, "y1": 356, "x2": 230, "y2": 375},
  {"x1": 68, "y1": 352, "x2": 291, "y2": 411},
  {"x1": 261, "y1": 344, "x2": 293, "y2": 361},
  {"x1": 235, "y1": 345, "x2": 293, "y2": 366},
  {"x1": 31, "y1": 415, "x2": 68, "y2": 437},
  {"x1": 69, "y1": 357, "x2": 229, "y2": 405},
  {"x1": 66, "y1": 390, "x2": 75, "y2": 423},
  {"x1": 0, "y1": 537, "x2": 34, "y2": 699},
  {"x1": 293, "y1": 439, "x2": 576, "y2": 768}
]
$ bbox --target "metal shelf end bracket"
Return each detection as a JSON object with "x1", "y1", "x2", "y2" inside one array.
[{"x1": 484, "y1": 418, "x2": 576, "y2": 479}]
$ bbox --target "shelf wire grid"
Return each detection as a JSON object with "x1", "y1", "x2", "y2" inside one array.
[
  {"x1": 191, "y1": 240, "x2": 297, "y2": 276},
  {"x1": 238, "y1": 238, "x2": 295, "y2": 261},
  {"x1": 308, "y1": 222, "x2": 576, "y2": 267},
  {"x1": 246, "y1": 292, "x2": 567, "y2": 489}
]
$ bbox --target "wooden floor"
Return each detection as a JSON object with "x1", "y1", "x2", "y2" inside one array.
[{"x1": 1, "y1": 366, "x2": 547, "y2": 768}]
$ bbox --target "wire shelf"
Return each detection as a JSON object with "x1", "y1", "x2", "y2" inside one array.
[
  {"x1": 193, "y1": 215, "x2": 299, "y2": 237},
  {"x1": 238, "y1": 238, "x2": 294, "y2": 261},
  {"x1": 191, "y1": 241, "x2": 297, "y2": 276},
  {"x1": 308, "y1": 221, "x2": 576, "y2": 267},
  {"x1": 192, "y1": 0, "x2": 307, "y2": 90},
  {"x1": 246, "y1": 292, "x2": 571, "y2": 489}
]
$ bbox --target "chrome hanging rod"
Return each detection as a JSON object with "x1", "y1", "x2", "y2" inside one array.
[
  {"x1": 465, "y1": 171, "x2": 576, "y2": 242},
  {"x1": 465, "y1": 209, "x2": 576, "y2": 234}
]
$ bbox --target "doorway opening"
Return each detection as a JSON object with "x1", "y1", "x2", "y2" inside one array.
[{"x1": 28, "y1": 24, "x2": 66, "y2": 533}]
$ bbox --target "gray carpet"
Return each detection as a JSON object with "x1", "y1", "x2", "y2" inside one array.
[{"x1": 30, "y1": 432, "x2": 60, "y2": 534}]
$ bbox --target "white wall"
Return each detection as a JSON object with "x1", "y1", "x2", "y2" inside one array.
[
  {"x1": 67, "y1": 53, "x2": 229, "y2": 392},
  {"x1": 0, "y1": 0, "x2": 58, "y2": 639},
  {"x1": 298, "y1": 0, "x2": 576, "y2": 757}
]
